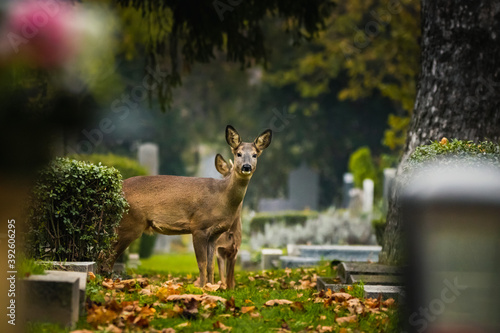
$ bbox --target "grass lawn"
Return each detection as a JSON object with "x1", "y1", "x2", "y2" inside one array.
[
  {"x1": 26, "y1": 257, "x2": 401, "y2": 332},
  {"x1": 136, "y1": 253, "x2": 201, "y2": 275}
]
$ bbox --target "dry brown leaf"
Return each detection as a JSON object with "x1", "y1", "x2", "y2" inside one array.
[
  {"x1": 291, "y1": 301, "x2": 304, "y2": 311},
  {"x1": 250, "y1": 311, "x2": 261, "y2": 318},
  {"x1": 383, "y1": 298, "x2": 395, "y2": 307},
  {"x1": 87, "y1": 307, "x2": 118, "y2": 327},
  {"x1": 248, "y1": 276, "x2": 255, "y2": 281},
  {"x1": 244, "y1": 299, "x2": 253, "y2": 304},
  {"x1": 332, "y1": 292, "x2": 353, "y2": 302},
  {"x1": 87, "y1": 272, "x2": 96, "y2": 281},
  {"x1": 104, "y1": 324, "x2": 122, "y2": 333},
  {"x1": 316, "y1": 325, "x2": 334, "y2": 333},
  {"x1": 241, "y1": 306, "x2": 256, "y2": 314},
  {"x1": 284, "y1": 268, "x2": 292, "y2": 277},
  {"x1": 159, "y1": 329, "x2": 176, "y2": 333},
  {"x1": 203, "y1": 283, "x2": 220, "y2": 292},
  {"x1": 264, "y1": 299, "x2": 293, "y2": 306},
  {"x1": 319, "y1": 315, "x2": 326, "y2": 320},
  {"x1": 339, "y1": 328, "x2": 348, "y2": 333},
  {"x1": 213, "y1": 321, "x2": 232, "y2": 331},
  {"x1": 336, "y1": 314, "x2": 357, "y2": 324}
]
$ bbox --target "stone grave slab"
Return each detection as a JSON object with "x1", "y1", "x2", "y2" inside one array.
[
  {"x1": 316, "y1": 277, "x2": 404, "y2": 301},
  {"x1": 337, "y1": 262, "x2": 403, "y2": 283},
  {"x1": 41, "y1": 261, "x2": 96, "y2": 273},
  {"x1": 45, "y1": 270, "x2": 88, "y2": 311},
  {"x1": 316, "y1": 276, "x2": 349, "y2": 292},
  {"x1": 261, "y1": 249, "x2": 283, "y2": 270},
  {"x1": 279, "y1": 256, "x2": 319, "y2": 268},
  {"x1": 364, "y1": 285, "x2": 405, "y2": 301},
  {"x1": 21, "y1": 273, "x2": 80, "y2": 327},
  {"x1": 298, "y1": 245, "x2": 381, "y2": 262},
  {"x1": 348, "y1": 274, "x2": 403, "y2": 286}
]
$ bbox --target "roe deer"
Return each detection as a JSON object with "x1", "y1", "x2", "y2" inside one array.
[
  {"x1": 107, "y1": 125, "x2": 272, "y2": 287},
  {"x1": 213, "y1": 154, "x2": 240, "y2": 289}
]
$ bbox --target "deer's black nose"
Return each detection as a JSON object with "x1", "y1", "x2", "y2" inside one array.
[{"x1": 242, "y1": 164, "x2": 252, "y2": 173}]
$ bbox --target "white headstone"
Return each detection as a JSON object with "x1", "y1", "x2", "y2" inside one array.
[
  {"x1": 362, "y1": 178, "x2": 374, "y2": 213},
  {"x1": 138, "y1": 142, "x2": 159, "y2": 175},
  {"x1": 342, "y1": 173, "x2": 354, "y2": 208}
]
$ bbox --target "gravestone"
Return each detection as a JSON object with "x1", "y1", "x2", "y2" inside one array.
[
  {"x1": 382, "y1": 168, "x2": 396, "y2": 212},
  {"x1": 403, "y1": 164, "x2": 500, "y2": 332},
  {"x1": 289, "y1": 162, "x2": 319, "y2": 211},
  {"x1": 348, "y1": 188, "x2": 363, "y2": 217},
  {"x1": 137, "y1": 142, "x2": 159, "y2": 176},
  {"x1": 362, "y1": 178, "x2": 374, "y2": 214},
  {"x1": 342, "y1": 173, "x2": 354, "y2": 208}
]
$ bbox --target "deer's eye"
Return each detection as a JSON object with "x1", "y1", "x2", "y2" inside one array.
[
  {"x1": 237, "y1": 153, "x2": 242, "y2": 157},
  {"x1": 252, "y1": 154, "x2": 257, "y2": 158}
]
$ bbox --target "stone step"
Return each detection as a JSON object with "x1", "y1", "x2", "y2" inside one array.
[
  {"x1": 20, "y1": 272, "x2": 81, "y2": 327},
  {"x1": 348, "y1": 274, "x2": 403, "y2": 286},
  {"x1": 40, "y1": 261, "x2": 96, "y2": 273},
  {"x1": 297, "y1": 245, "x2": 381, "y2": 262},
  {"x1": 364, "y1": 285, "x2": 405, "y2": 302},
  {"x1": 316, "y1": 276, "x2": 405, "y2": 301},
  {"x1": 337, "y1": 262, "x2": 404, "y2": 283}
]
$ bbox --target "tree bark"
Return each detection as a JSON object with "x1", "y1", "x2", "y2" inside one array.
[{"x1": 380, "y1": 0, "x2": 500, "y2": 264}]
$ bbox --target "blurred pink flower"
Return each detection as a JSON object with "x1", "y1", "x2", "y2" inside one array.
[{"x1": 2, "y1": 0, "x2": 81, "y2": 68}]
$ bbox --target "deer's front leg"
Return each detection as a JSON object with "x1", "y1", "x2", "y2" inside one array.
[
  {"x1": 217, "y1": 249, "x2": 227, "y2": 286},
  {"x1": 206, "y1": 239, "x2": 216, "y2": 284},
  {"x1": 192, "y1": 230, "x2": 208, "y2": 287}
]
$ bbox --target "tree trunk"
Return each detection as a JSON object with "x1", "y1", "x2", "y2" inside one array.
[{"x1": 380, "y1": 0, "x2": 500, "y2": 264}]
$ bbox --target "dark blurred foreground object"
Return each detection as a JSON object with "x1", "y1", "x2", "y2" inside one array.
[{"x1": 403, "y1": 163, "x2": 500, "y2": 333}]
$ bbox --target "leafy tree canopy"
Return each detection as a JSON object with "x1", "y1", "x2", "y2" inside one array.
[{"x1": 114, "y1": 0, "x2": 335, "y2": 109}]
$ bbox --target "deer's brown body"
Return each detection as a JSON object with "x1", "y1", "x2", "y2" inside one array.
[{"x1": 108, "y1": 125, "x2": 271, "y2": 287}]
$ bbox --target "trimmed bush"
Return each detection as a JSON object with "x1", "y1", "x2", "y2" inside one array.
[
  {"x1": 26, "y1": 158, "x2": 128, "y2": 271},
  {"x1": 348, "y1": 147, "x2": 378, "y2": 188},
  {"x1": 71, "y1": 153, "x2": 148, "y2": 179},
  {"x1": 406, "y1": 138, "x2": 500, "y2": 169},
  {"x1": 250, "y1": 210, "x2": 319, "y2": 233}
]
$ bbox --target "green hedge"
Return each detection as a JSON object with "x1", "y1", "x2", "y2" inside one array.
[
  {"x1": 406, "y1": 139, "x2": 500, "y2": 168},
  {"x1": 348, "y1": 147, "x2": 378, "y2": 188},
  {"x1": 71, "y1": 153, "x2": 148, "y2": 179},
  {"x1": 26, "y1": 158, "x2": 128, "y2": 271},
  {"x1": 250, "y1": 210, "x2": 318, "y2": 233}
]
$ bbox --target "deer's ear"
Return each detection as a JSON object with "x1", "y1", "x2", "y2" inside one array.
[
  {"x1": 226, "y1": 125, "x2": 241, "y2": 149},
  {"x1": 215, "y1": 154, "x2": 231, "y2": 177},
  {"x1": 254, "y1": 129, "x2": 272, "y2": 151}
]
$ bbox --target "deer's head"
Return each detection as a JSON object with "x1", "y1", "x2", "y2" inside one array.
[{"x1": 224, "y1": 125, "x2": 272, "y2": 179}]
